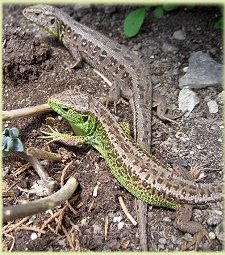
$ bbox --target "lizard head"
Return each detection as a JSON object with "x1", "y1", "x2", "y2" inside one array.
[
  {"x1": 23, "y1": 4, "x2": 62, "y2": 39},
  {"x1": 48, "y1": 90, "x2": 96, "y2": 135},
  {"x1": 48, "y1": 90, "x2": 91, "y2": 114}
]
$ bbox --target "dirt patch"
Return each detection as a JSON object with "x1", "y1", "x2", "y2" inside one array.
[{"x1": 3, "y1": 4, "x2": 223, "y2": 251}]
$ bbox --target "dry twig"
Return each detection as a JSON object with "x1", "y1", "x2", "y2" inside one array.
[
  {"x1": 2, "y1": 104, "x2": 51, "y2": 121},
  {"x1": 118, "y1": 196, "x2": 137, "y2": 225},
  {"x1": 3, "y1": 177, "x2": 78, "y2": 223}
]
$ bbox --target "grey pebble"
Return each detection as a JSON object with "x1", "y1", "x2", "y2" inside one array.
[
  {"x1": 214, "y1": 222, "x2": 223, "y2": 242},
  {"x1": 173, "y1": 30, "x2": 186, "y2": 40},
  {"x1": 162, "y1": 42, "x2": 178, "y2": 53},
  {"x1": 179, "y1": 51, "x2": 223, "y2": 89}
]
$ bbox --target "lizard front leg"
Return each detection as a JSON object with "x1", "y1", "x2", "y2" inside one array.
[
  {"x1": 40, "y1": 126, "x2": 89, "y2": 147},
  {"x1": 104, "y1": 80, "x2": 132, "y2": 113},
  {"x1": 64, "y1": 41, "x2": 83, "y2": 68}
]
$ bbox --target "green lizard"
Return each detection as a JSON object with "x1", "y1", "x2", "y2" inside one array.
[{"x1": 42, "y1": 90, "x2": 222, "y2": 250}]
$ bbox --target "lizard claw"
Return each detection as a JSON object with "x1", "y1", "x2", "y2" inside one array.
[
  {"x1": 39, "y1": 126, "x2": 60, "y2": 139},
  {"x1": 182, "y1": 229, "x2": 211, "y2": 251}
]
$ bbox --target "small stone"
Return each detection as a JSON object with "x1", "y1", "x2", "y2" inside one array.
[
  {"x1": 209, "y1": 231, "x2": 216, "y2": 240},
  {"x1": 118, "y1": 221, "x2": 124, "y2": 230},
  {"x1": 132, "y1": 43, "x2": 142, "y2": 51},
  {"x1": 157, "y1": 244, "x2": 165, "y2": 250},
  {"x1": 163, "y1": 216, "x2": 172, "y2": 223},
  {"x1": 207, "y1": 212, "x2": 222, "y2": 226},
  {"x1": 204, "y1": 95, "x2": 211, "y2": 102},
  {"x1": 207, "y1": 100, "x2": 219, "y2": 113},
  {"x1": 173, "y1": 30, "x2": 186, "y2": 40},
  {"x1": 179, "y1": 51, "x2": 223, "y2": 89},
  {"x1": 113, "y1": 216, "x2": 122, "y2": 223},
  {"x1": 30, "y1": 232, "x2": 38, "y2": 240},
  {"x1": 217, "y1": 91, "x2": 224, "y2": 104},
  {"x1": 214, "y1": 210, "x2": 223, "y2": 216},
  {"x1": 107, "y1": 239, "x2": 120, "y2": 250},
  {"x1": 183, "y1": 66, "x2": 189, "y2": 72},
  {"x1": 56, "y1": 115, "x2": 63, "y2": 121},
  {"x1": 182, "y1": 233, "x2": 192, "y2": 242},
  {"x1": 162, "y1": 42, "x2": 178, "y2": 53},
  {"x1": 214, "y1": 222, "x2": 223, "y2": 242},
  {"x1": 80, "y1": 218, "x2": 87, "y2": 226},
  {"x1": 178, "y1": 87, "x2": 200, "y2": 115},
  {"x1": 73, "y1": 4, "x2": 91, "y2": 11},
  {"x1": 158, "y1": 237, "x2": 167, "y2": 245},
  {"x1": 93, "y1": 224, "x2": 102, "y2": 234}
]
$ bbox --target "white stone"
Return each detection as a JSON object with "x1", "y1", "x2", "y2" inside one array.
[
  {"x1": 30, "y1": 233, "x2": 38, "y2": 240},
  {"x1": 178, "y1": 87, "x2": 200, "y2": 115},
  {"x1": 113, "y1": 216, "x2": 122, "y2": 223},
  {"x1": 207, "y1": 100, "x2": 218, "y2": 113},
  {"x1": 118, "y1": 221, "x2": 124, "y2": 230}
]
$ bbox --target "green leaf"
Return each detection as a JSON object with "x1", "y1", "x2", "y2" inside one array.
[
  {"x1": 162, "y1": 5, "x2": 179, "y2": 12},
  {"x1": 9, "y1": 127, "x2": 20, "y2": 138},
  {"x1": 214, "y1": 17, "x2": 223, "y2": 29},
  {"x1": 13, "y1": 139, "x2": 24, "y2": 152},
  {"x1": 2, "y1": 135, "x2": 8, "y2": 146},
  {"x1": 4, "y1": 136, "x2": 14, "y2": 151},
  {"x1": 124, "y1": 7, "x2": 147, "y2": 38},
  {"x1": 2, "y1": 128, "x2": 10, "y2": 136},
  {"x1": 218, "y1": 5, "x2": 223, "y2": 15},
  {"x1": 153, "y1": 6, "x2": 164, "y2": 19}
]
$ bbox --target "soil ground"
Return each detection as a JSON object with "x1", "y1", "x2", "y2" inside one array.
[{"x1": 2, "y1": 4, "x2": 223, "y2": 251}]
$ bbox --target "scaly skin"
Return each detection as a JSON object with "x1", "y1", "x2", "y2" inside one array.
[
  {"x1": 46, "y1": 90, "x2": 222, "y2": 206},
  {"x1": 22, "y1": 5, "x2": 223, "y2": 249},
  {"x1": 44, "y1": 90, "x2": 222, "y2": 250},
  {"x1": 23, "y1": 4, "x2": 153, "y2": 150}
]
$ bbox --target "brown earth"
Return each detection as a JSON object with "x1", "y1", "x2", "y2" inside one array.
[{"x1": 2, "y1": 4, "x2": 223, "y2": 251}]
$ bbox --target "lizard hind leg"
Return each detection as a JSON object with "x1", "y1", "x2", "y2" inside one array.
[
  {"x1": 177, "y1": 204, "x2": 211, "y2": 251},
  {"x1": 153, "y1": 90, "x2": 184, "y2": 124},
  {"x1": 173, "y1": 164, "x2": 211, "y2": 251}
]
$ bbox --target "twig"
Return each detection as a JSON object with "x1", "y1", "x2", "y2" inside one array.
[
  {"x1": 3, "y1": 176, "x2": 78, "y2": 223},
  {"x1": 118, "y1": 196, "x2": 137, "y2": 226},
  {"x1": 15, "y1": 151, "x2": 58, "y2": 193},
  {"x1": 2, "y1": 104, "x2": 51, "y2": 121},
  {"x1": 16, "y1": 226, "x2": 46, "y2": 234},
  {"x1": 47, "y1": 224, "x2": 60, "y2": 236},
  {"x1": 3, "y1": 217, "x2": 29, "y2": 234},
  {"x1": 136, "y1": 200, "x2": 148, "y2": 250},
  {"x1": 93, "y1": 69, "x2": 112, "y2": 86},
  {"x1": 14, "y1": 163, "x2": 31, "y2": 176},
  {"x1": 39, "y1": 210, "x2": 61, "y2": 236},
  {"x1": 104, "y1": 215, "x2": 109, "y2": 240},
  {"x1": 66, "y1": 200, "x2": 79, "y2": 216},
  {"x1": 55, "y1": 204, "x2": 68, "y2": 234},
  {"x1": 26, "y1": 147, "x2": 61, "y2": 161},
  {"x1": 3, "y1": 233, "x2": 15, "y2": 252},
  {"x1": 60, "y1": 160, "x2": 74, "y2": 187}
]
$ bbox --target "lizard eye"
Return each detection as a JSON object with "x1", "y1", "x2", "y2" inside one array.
[
  {"x1": 34, "y1": 12, "x2": 40, "y2": 16},
  {"x1": 61, "y1": 106, "x2": 69, "y2": 112},
  {"x1": 50, "y1": 18, "x2": 56, "y2": 25},
  {"x1": 82, "y1": 116, "x2": 88, "y2": 122}
]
